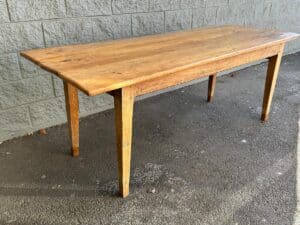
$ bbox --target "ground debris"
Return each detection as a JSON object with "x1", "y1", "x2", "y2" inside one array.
[
  {"x1": 241, "y1": 139, "x2": 247, "y2": 143},
  {"x1": 147, "y1": 188, "x2": 156, "y2": 194},
  {"x1": 51, "y1": 184, "x2": 62, "y2": 189}
]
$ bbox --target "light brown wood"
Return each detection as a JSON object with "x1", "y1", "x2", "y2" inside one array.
[
  {"x1": 261, "y1": 44, "x2": 285, "y2": 122},
  {"x1": 20, "y1": 26, "x2": 299, "y2": 197},
  {"x1": 39, "y1": 129, "x2": 47, "y2": 135},
  {"x1": 132, "y1": 44, "x2": 282, "y2": 96},
  {"x1": 21, "y1": 26, "x2": 299, "y2": 96},
  {"x1": 114, "y1": 87, "x2": 135, "y2": 198},
  {"x1": 64, "y1": 82, "x2": 80, "y2": 157},
  {"x1": 207, "y1": 74, "x2": 217, "y2": 102}
]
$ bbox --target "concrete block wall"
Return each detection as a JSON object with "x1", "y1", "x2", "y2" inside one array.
[{"x1": 0, "y1": 0, "x2": 300, "y2": 142}]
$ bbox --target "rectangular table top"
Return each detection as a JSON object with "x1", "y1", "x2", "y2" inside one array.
[{"x1": 21, "y1": 25, "x2": 299, "y2": 96}]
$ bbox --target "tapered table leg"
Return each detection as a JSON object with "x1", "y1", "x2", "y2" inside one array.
[
  {"x1": 114, "y1": 87, "x2": 135, "y2": 198},
  {"x1": 64, "y1": 81, "x2": 80, "y2": 157},
  {"x1": 261, "y1": 45, "x2": 284, "y2": 122},
  {"x1": 207, "y1": 74, "x2": 217, "y2": 102}
]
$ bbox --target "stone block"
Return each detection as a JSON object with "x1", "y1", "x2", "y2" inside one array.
[
  {"x1": 0, "y1": 106, "x2": 31, "y2": 142},
  {"x1": 181, "y1": 0, "x2": 204, "y2": 9},
  {"x1": 192, "y1": 7, "x2": 205, "y2": 28},
  {"x1": 79, "y1": 93, "x2": 113, "y2": 116},
  {"x1": 7, "y1": 0, "x2": 66, "y2": 22},
  {"x1": 53, "y1": 76, "x2": 64, "y2": 97},
  {"x1": 65, "y1": 0, "x2": 112, "y2": 17},
  {"x1": 204, "y1": 0, "x2": 228, "y2": 7},
  {"x1": 0, "y1": 22, "x2": 44, "y2": 53},
  {"x1": 226, "y1": 1, "x2": 255, "y2": 26},
  {"x1": 92, "y1": 15, "x2": 132, "y2": 41},
  {"x1": 52, "y1": 76, "x2": 114, "y2": 114},
  {"x1": 29, "y1": 93, "x2": 113, "y2": 128},
  {"x1": 132, "y1": 12, "x2": 165, "y2": 36},
  {"x1": 0, "y1": 75, "x2": 54, "y2": 110},
  {"x1": 19, "y1": 56, "x2": 51, "y2": 78},
  {"x1": 149, "y1": 0, "x2": 181, "y2": 11},
  {"x1": 165, "y1": 10, "x2": 192, "y2": 32},
  {"x1": 29, "y1": 97, "x2": 66, "y2": 127},
  {"x1": 112, "y1": 0, "x2": 149, "y2": 14},
  {"x1": 0, "y1": 0, "x2": 9, "y2": 23},
  {"x1": 203, "y1": 6, "x2": 218, "y2": 26},
  {"x1": 0, "y1": 53, "x2": 22, "y2": 82},
  {"x1": 243, "y1": 1, "x2": 258, "y2": 26},
  {"x1": 43, "y1": 19, "x2": 94, "y2": 47}
]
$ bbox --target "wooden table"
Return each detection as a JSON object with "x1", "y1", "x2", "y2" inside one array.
[{"x1": 21, "y1": 26, "x2": 299, "y2": 197}]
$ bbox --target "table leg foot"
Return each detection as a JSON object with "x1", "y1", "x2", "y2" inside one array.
[
  {"x1": 207, "y1": 74, "x2": 217, "y2": 102},
  {"x1": 261, "y1": 113, "x2": 269, "y2": 122},
  {"x1": 114, "y1": 87, "x2": 135, "y2": 198},
  {"x1": 261, "y1": 44, "x2": 284, "y2": 122},
  {"x1": 72, "y1": 147, "x2": 80, "y2": 157},
  {"x1": 64, "y1": 81, "x2": 80, "y2": 157}
]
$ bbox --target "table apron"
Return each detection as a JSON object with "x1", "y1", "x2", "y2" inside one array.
[{"x1": 131, "y1": 44, "x2": 283, "y2": 97}]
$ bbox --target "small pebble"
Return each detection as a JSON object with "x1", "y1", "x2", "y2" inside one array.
[
  {"x1": 147, "y1": 188, "x2": 156, "y2": 194},
  {"x1": 171, "y1": 188, "x2": 175, "y2": 193},
  {"x1": 277, "y1": 172, "x2": 283, "y2": 175},
  {"x1": 241, "y1": 139, "x2": 247, "y2": 143},
  {"x1": 41, "y1": 175, "x2": 46, "y2": 179},
  {"x1": 6, "y1": 152, "x2": 11, "y2": 155},
  {"x1": 51, "y1": 184, "x2": 61, "y2": 189},
  {"x1": 200, "y1": 150, "x2": 205, "y2": 154}
]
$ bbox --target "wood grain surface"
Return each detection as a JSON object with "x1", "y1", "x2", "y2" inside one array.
[{"x1": 21, "y1": 26, "x2": 299, "y2": 96}]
